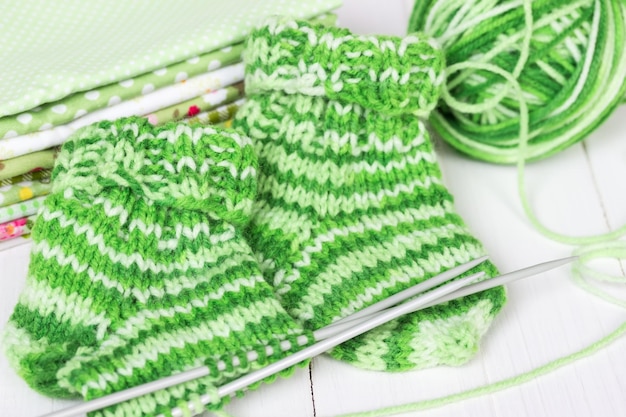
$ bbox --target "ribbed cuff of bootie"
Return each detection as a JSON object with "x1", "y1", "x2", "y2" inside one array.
[
  {"x1": 243, "y1": 16, "x2": 446, "y2": 116},
  {"x1": 52, "y1": 117, "x2": 257, "y2": 226}
]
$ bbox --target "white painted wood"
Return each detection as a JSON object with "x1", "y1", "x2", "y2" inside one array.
[{"x1": 1, "y1": 1, "x2": 625, "y2": 417}]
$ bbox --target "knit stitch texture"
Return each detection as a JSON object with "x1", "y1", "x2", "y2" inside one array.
[
  {"x1": 3, "y1": 117, "x2": 312, "y2": 416},
  {"x1": 235, "y1": 17, "x2": 507, "y2": 371}
]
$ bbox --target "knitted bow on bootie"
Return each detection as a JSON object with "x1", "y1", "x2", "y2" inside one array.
[
  {"x1": 3, "y1": 117, "x2": 312, "y2": 416},
  {"x1": 234, "y1": 17, "x2": 507, "y2": 372}
]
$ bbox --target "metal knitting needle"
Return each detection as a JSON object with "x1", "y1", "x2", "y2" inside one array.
[
  {"x1": 314, "y1": 270, "x2": 486, "y2": 341},
  {"x1": 316, "y1": 255, "x2": 489, "y2": 333},
  {"x1": 419, "y1": 255, "x2": 578, "y2": 307},
  {"x1": 39, "y1": 258, "x2": 486, "y2": 417},
  {"x1": 316, "y1": 255, "x2": 578, "y2": 341},
  {"x1": 164, "y1": 256, "x2": 577, "y2": 417},
  {"x1": 40, "y1": 264, "x2": 483, "y2": 417},
  {"x1": 165, "y1": 270, "x2": 483, "y2": 417},
  {"x1": 41, "y1": 256, "x2": 576, "y2": 417}
]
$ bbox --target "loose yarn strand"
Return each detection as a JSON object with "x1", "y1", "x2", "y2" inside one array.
[
  {"x1": 517, "y1": 165, "x2": 626, "y2": 244},
  {"x1": 514, "y1": 1, "x2": 626, "y2": 298},
  {"x1": 333, "y1": 321, "x2": 626, "y2": 417},
  {"x1": 571, "y1": 242, "x2": 626, "y2": 308}
]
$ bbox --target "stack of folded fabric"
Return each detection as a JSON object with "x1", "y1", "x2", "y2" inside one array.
[{"x1": 0, "y1": 0, "x2": 341, "y2": 251}]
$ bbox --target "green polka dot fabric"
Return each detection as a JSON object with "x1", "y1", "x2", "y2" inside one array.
[
  {"x1": 0, "y1": 0, "x2": 342, "y2": 119},
  {"x1": 0, "y1": 178, "x2": 52, "y2": 209},
  {"x1": 0, "y1": 196, "x2": 45, "y2": 224},
  {"x1": 0, "y1": 64, "x2": 245, "y2": 160},
  {"x1": 0, "y1": 45, "x2": 243, "y2": 139}
]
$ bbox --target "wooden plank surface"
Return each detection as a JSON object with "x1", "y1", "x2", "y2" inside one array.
[{"x1": 1, "y1": 1, "x2": 625, "y2": 416}]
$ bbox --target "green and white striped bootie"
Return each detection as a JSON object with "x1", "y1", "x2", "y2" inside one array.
[
  {"x1": 234, "y1": 17, "x2": 507, "y2": 372},
  {"x1": 3, "y1": 117, "x2": 312, "y2": 415}
]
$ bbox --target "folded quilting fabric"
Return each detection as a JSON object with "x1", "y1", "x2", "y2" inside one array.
[
  {"x1": 186, "y1": 98, "x2": 247, "y2": 127},
  {"x1": 145, "y1": 83, "x2": 243, "y2": 125},
  {"x1": 0, "y1": 196, "x2": 45, "y2": 224},
  {"x1": 0, "y1": 94, "x2": 243, "y2": 247},
  {"x1": 1, "y1": 12, "x2": 338, "y2": 141},
  {"x1": 0, "y1": 177, "x2": 52, "y2": 208},
  {"x1": 0, "y1": 45, "x2": 243, "y2": 139},
  {"x1": 0, "y1": 149, "x2": 58, "y2": 181},
  {"x1": 0, "y1": 63, "x2": 244, "y2": 159},
  {"x1": 1, "y1": 169, "x2": 51, "y2": 187},
  {"x1": 1, "y1": 0, "x2": 342, "y2": 119},
  {"x1": 0, "y1": 233, "x2": 32, "y2": 252},
  {"x1": 0, "y1": 215, "x2": 34, "y2": 242}
]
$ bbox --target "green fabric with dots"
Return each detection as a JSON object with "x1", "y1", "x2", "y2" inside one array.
[{"x1": 0, "y1": 0, "x2": 342, "y2": 120}]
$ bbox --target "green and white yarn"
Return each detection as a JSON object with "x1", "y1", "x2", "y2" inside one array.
[
  {"x1": 235, "y1": 17, "x2": 506, "y2": 372},
  {"x1": 3, "y1": 117, "x2": 312, "y2": 416},
  {"x1": 409, "y1": 0, "x2": 626, "y2": 163}
]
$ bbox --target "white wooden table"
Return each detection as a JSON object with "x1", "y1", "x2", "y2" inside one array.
[{"x1": 2, "y1": 1, "x2": 625, "y2": 416}]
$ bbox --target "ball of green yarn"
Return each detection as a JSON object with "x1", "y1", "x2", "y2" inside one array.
[{"x1": 408, "y1": 0, "x2": 626, "y2": 163}]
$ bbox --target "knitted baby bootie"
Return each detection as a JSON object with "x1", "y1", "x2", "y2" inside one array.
[
  {"x1": 234, "y1": 17, "x2": 506, "y2": 371},
  {"x1": 3, "y1": 117, "x2": 312, "y2": 415}
]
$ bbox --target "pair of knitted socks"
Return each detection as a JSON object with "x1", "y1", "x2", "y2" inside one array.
[{"x1": 3, "y1": 17, "x2": 506, "y2": 416}]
